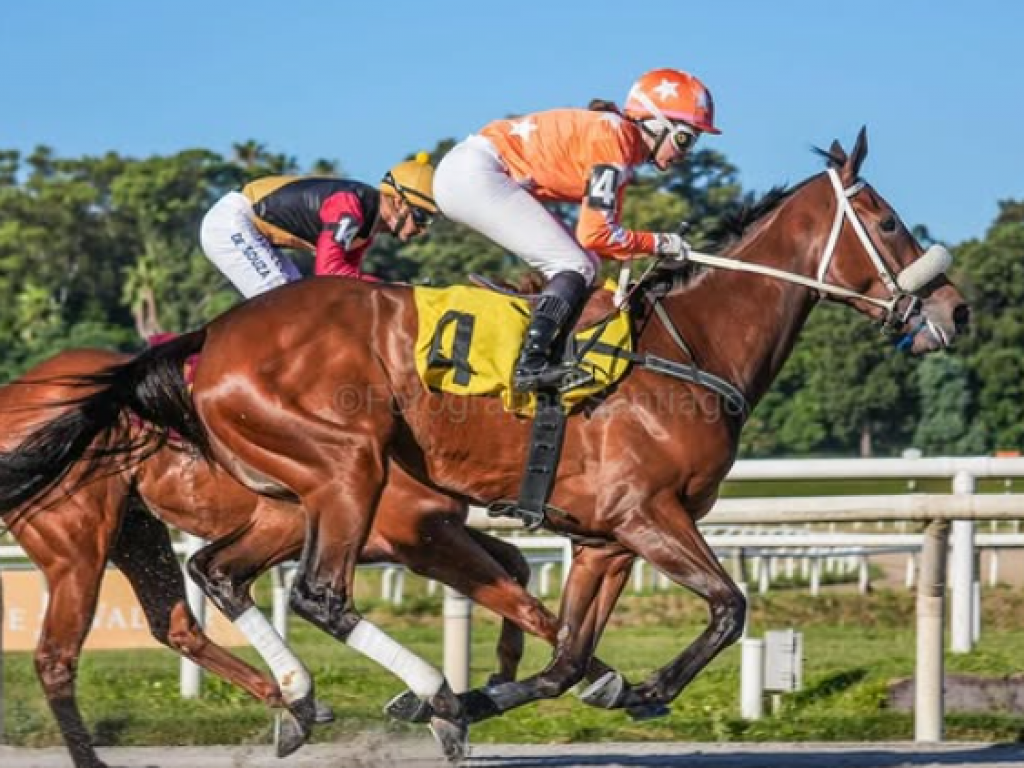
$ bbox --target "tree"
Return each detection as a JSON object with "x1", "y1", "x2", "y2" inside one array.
[
  {"x1": 954, "y1": 200, "x2": 1024, "y2": 451},
  {"x1": 913, "y1": 354, "x2": 986, "y2": 455}
]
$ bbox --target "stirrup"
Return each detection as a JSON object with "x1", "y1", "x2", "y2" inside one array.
[{"x1": 513, "y1": 362, "x2": 592, "y2": 394}]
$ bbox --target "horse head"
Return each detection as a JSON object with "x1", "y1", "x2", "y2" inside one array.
[{"x1": 810, "y1": 127, "x2": 969, "y2": 354}]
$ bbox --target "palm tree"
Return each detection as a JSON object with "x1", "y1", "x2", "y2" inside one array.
[
  {"x1": 231, "y1": 140, "x2": 268, "y2": 170},
  {"x1": 309, "y1": 158, "x2": 341, "y2": 176},
  {"x1": 122, "y1": 249, "x2": 167, "y2": 339}
]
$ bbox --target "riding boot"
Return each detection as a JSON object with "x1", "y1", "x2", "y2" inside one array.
[{"x1": 512, "y1": 271, "x2": 588, "y2": 392}]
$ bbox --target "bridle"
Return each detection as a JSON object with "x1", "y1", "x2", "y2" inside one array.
[
  {"x1": 604, "y1": 166, "x2": 955, "y2": 419},
  {"x1": 679, "y1": 167, "x2": 952, "y2": 331}
]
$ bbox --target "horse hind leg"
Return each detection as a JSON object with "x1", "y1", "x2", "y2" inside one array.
[
  {"x1": 290, "y1": 461, "x2": 467, "y2": 762},
  {"x1": 381, "y1": 523, "x2": 552, "y2": 726},
  {"x1": 182, "y1": 512, "x2": 330, "y2": 758},
  {"x1": 109, "y1": 502, "x2": 287, "y2": 709},
  {"x1": 30, "y1": 532, "x2": 109, "y2": 768}
]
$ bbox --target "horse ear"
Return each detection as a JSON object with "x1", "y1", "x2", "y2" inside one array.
[
  {"x1": 844, "y1": 126, "x2": 869, "y2": 182},
  {"x1": 828, "y1": 140, "x2": 847, "y2": 168}
]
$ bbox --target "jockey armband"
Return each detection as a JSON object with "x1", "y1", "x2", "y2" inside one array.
[
  {"x1": 585, "y1": 165, "x2": 622, "y2": 211},
  {"x1": 330, "y1": 215, "x2": 360, "y2": 249}
]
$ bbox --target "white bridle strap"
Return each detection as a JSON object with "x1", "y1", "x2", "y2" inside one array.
[
  {"x1": 820, "y1": 168, "x2": 900, "y2": 293},
  {"x1": 679, "y1": 167, "x2": 951, "y2": 317}
]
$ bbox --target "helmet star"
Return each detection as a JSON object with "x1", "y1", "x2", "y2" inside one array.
[
  {"x1": 652, "y1": 78, "x2": 679, "y2": 102},
  {"x1": 509, "y1": 118, "x2": 538, "y2": 141}
]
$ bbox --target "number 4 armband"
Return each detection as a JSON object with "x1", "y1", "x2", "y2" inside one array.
[{"x1": 585, "y1": 165, "x2": 622, "y2": 211}]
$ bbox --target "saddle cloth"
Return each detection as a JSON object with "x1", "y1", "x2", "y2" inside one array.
[{"x1": 413, "y1": 281, "x2": 633, "y2": 416}]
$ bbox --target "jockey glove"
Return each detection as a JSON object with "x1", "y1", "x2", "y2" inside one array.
[{"x1": 654, "y1": 232, "x2": 691, "y2": 261}]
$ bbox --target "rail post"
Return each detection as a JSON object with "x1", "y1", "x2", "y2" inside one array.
[
  {"x1": 180, "y1": 534, "x2": 206, "y2": 698},
  {"x1": 443, "y1": 587, "x2": 473, "y2": 693},
  {"x1": 740, "y1": 638, "x2": 764, "y2": 720},
  {"x1": 915, "y1": 519, "x2": 949, "y2": 742},
  {"x1": 950, "y1": 471, "x2": 975, "y2": 653}
]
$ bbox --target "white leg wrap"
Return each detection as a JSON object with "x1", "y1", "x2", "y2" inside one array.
[
  {"x1": 234, "y1": 606, "x2": 312, "y2": 703},
  {"x1": 345, "y1": 619, "x2": 445, "y2": 698}
]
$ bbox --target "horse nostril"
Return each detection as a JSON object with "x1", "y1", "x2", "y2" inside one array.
[{"x1": 953, "y1": 304, "x2": 971, "y2": 334}]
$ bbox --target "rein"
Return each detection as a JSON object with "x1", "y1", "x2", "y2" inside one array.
[{"x1": 579, "y1": 167, "x2": 953, "y2": 422}]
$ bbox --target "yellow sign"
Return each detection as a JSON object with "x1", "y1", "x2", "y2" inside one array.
[{"x1": 2, "y1": 568, "x2": 247, "y2": 651}]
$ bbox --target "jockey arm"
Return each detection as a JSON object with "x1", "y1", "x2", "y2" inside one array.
[
  {"x1": 575, "y1": 163, "x2": 658, "y2": 260},
  {"x1": 315, "y1": 192, "x2": 378, "y2": 281}
]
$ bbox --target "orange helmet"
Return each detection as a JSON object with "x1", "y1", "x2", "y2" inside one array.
[{"x1": 624, "y1": 68, "x2": 721, "y2": 135}]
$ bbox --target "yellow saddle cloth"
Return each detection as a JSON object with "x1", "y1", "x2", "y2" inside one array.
[{"x1": 413, "y1": 281, "x2": 633, "y2": 416}]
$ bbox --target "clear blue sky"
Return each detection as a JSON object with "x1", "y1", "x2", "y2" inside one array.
[{"x1": 3, "y1": 1, "x2": 1021, "y2": 245}]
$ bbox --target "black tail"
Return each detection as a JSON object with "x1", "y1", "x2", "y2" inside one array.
[{"x1": 0, "y1": 329, "x2": 210, "y2": 515}]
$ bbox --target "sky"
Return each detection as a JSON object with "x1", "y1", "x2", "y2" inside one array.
[{"x1": 2, "y1": 1, "x2": 1022, "y2": 245}]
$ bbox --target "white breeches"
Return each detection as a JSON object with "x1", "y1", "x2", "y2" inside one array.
[
  {"x1": 199, "y1": 191, "x2": 303, "y2": 299},
  {"x1": 434, "y1": 136, "x2": 598, "y2": 284}
]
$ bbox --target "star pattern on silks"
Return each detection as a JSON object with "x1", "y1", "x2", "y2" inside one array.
[
  {"x1": 509, "y1": 118, "x2": 538, "y2": 141},
  {"x1": 652, "y1": 78, "x2": 679, "y2": 102}
]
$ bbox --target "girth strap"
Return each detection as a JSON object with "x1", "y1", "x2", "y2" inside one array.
[{"x1": 585, "y1": 341, "x2": 750, "y2": 421}]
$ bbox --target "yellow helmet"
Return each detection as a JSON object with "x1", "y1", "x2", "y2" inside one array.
[{"x1": 380, "y1": 151, "x2": 438, "y2": 213}]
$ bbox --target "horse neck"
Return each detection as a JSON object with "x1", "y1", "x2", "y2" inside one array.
[{"x1": 652, "y1": 186, "x2": 829, "y2": 409}]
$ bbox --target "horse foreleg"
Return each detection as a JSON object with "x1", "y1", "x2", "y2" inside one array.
[
  {"x1": 462, "y1": 529, "x2": 534, "y2": 683},
  {"x1": 450, "y1": 546, "x2": 629, "y2": 723},
  {"x1": 585, "y1": 494, "x2": 745, "y2": 714}
]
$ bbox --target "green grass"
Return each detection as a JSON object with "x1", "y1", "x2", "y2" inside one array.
[{"x1": 6, "y1": 587, "x2": 1024, "y2": 747}]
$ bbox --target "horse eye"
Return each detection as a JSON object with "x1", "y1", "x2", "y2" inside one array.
[{"x1": 880, "y1": 216, "x2": 897, "y2": 233}]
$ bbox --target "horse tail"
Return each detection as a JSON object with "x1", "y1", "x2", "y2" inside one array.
[{"x1": 0, "y1": 329, "x2": 209, "y2": 516}]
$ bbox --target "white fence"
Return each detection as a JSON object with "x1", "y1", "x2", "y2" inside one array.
[{"x1": 3, "y1": 456, "x2": 1024, "y2": 744}]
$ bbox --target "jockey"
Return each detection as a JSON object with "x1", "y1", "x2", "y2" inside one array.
[
  {"x1": 200, "y1": 153, "x2": 437, "y2": 297},
  {"x1": 433, "y1": 68, "x2": 720, "y2": 391}
]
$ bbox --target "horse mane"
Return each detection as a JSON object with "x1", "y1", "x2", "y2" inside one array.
[{"x1": 703, "y1": 185, "x2": 796, "y2": 253}]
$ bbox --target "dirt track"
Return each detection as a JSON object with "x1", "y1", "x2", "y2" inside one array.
[{"x1": 3, "y1": 741, "x2": 1024, "y2": 768}]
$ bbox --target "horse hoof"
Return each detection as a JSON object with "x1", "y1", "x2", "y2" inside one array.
[
  {"x1": 428, "y1": 715, "x2": 469, "y2": 764},
  {"x1": 385, "y1": 689, "x2": 432, "y2": 723},
  {"x1": 627, "y1": 702, "x2": 672, "y2": 721},
  {"x1": 459, "y1": 689, "x2": 503, "y2": 724},
  {"x1": 579, "y1": 670, "x2": 626, "y2": 709},
  {"x1": 314, "y1": 699, "x2": 336, "y2": 724},
  {"x1": 273, "y1": 710, "x2": 311, "y2": 758}
]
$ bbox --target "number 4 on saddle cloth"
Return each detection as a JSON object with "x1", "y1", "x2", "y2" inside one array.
[
  {"x1": 413, "y1": 279, "x2": 633, "y2": 416},
  {"x1": 413, "y1": 279, "x2": 634, "y2": 530}
]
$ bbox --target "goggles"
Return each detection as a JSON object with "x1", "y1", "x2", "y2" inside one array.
[
  {"x1": 409, "y1": 205, "x2": 434, "y2": 229},
  {"x1": 671, "y1": 125, "x2": 700, "y2": 153}
]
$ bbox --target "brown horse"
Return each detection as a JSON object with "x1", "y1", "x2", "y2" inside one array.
[
  {"x1": 0, "y1": 348, "x2": 571, "y2": 768},
  {"x1": 0, "y1": 131, "x2": 969, "y2": 759}
]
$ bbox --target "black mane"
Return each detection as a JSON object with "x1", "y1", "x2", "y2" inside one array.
[{"x1": 704, "y1": 185, "x2": 795, "y2": 252}]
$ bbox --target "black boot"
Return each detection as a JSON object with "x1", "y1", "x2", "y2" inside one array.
[{"x1": 512, "y1": 271, "x2": 588, "y2": 392}]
